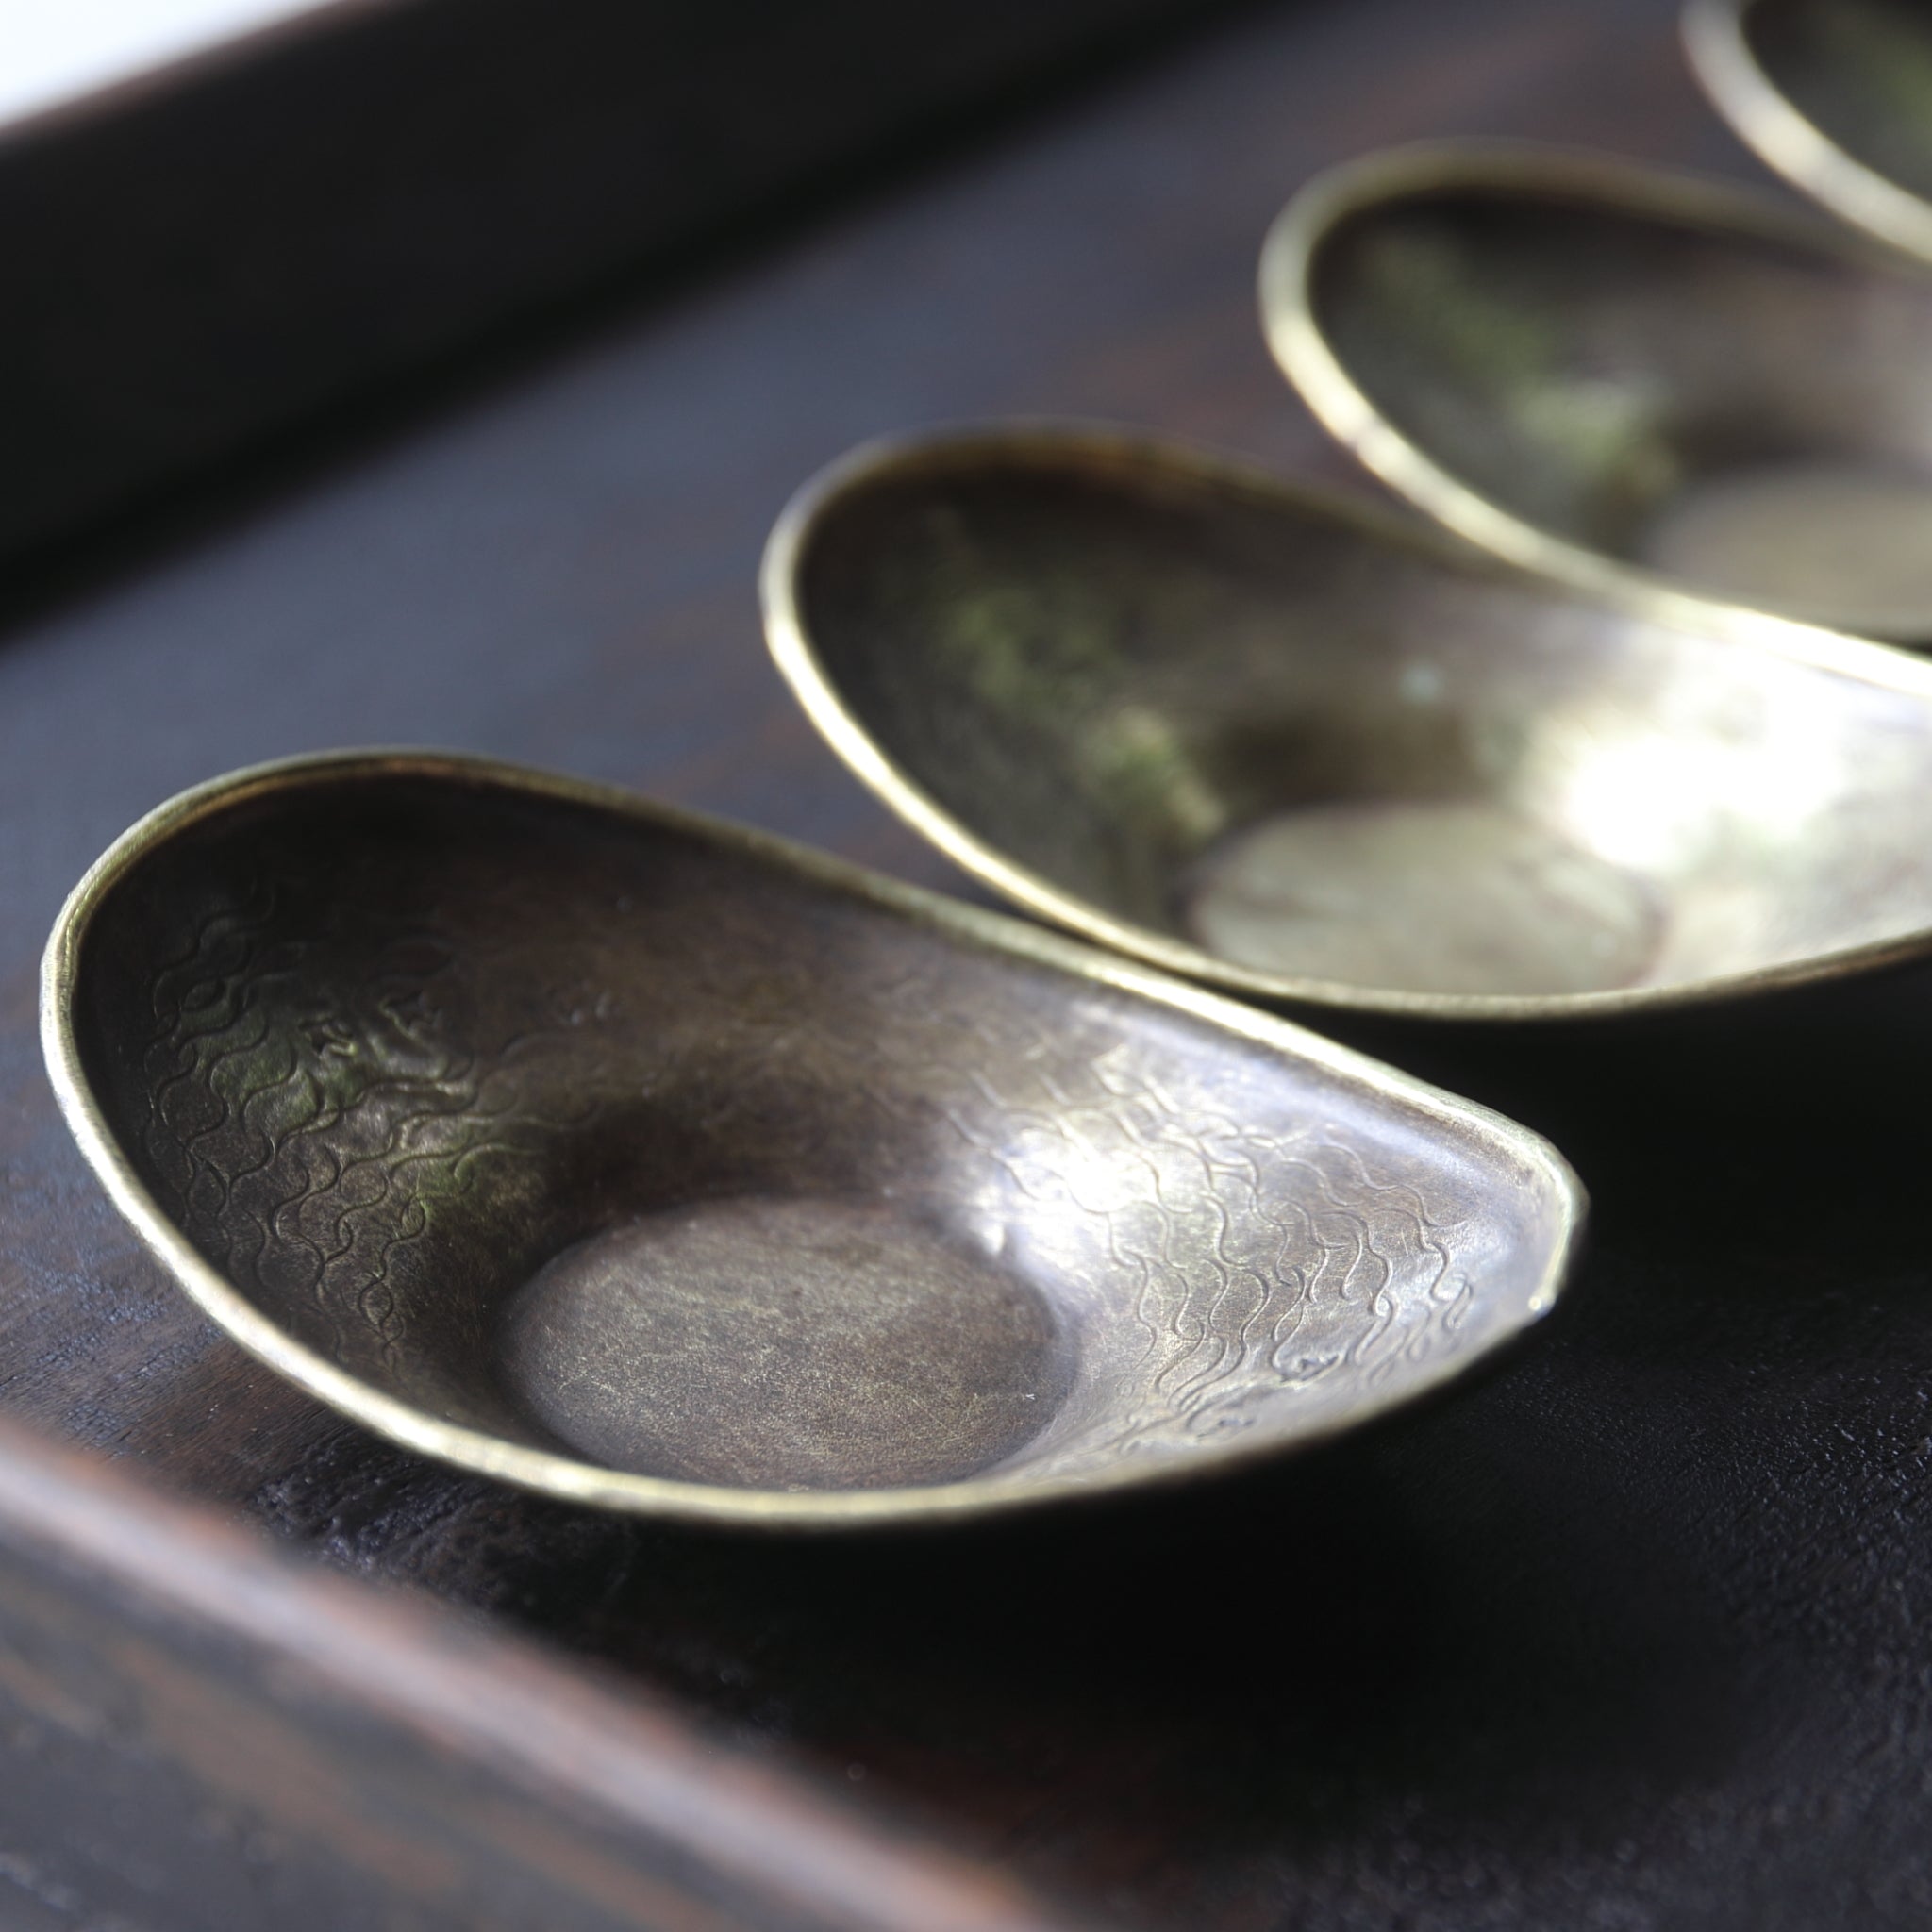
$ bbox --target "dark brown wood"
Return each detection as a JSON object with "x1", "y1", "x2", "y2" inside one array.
[
  {"x1": 0, "y1": 0, "x2": 1248, "y2": 565},
  {"x1": 0, "y1": 1414, "x2": 1086, "y2": 1931},
  {"x1": 5, "y1": 0, "x2": 1931, "y2": 1927}
]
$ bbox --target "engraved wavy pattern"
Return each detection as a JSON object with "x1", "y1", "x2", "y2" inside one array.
[
  {"x1": 132, "y1": 823, "x2": 1479, "y2": 1478},
  {"x1": 141, "y1": 887, "x2": 609, "y2": 1384},
  {"x1": 844, "y1": 980, "x2": 1473, "y2": 1477}
]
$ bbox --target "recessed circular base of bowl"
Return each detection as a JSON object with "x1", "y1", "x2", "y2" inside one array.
[
  {"x1": 498, "y1": 1198, "x2": 1072, "y2": 1491},
  {"x1": 1179, "y1": 800, "x2": 1662, "y2": 997},
  {"x1": 1638, "y1": 457, "x2": 1932, "y2": 636}
]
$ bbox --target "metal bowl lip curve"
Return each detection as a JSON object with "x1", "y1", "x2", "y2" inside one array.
[
  {"x1": 1258, "y1": 137, "x2": 1932, "y2": 636},
  {"x1": 42, "y1": 746, "x2": 1584, "y2": 1532},
  {"x1": 1685, "y1": 0, "x2": 1932, "y2": 265},
  {"x1": 762, "y1": 416, "x2": 1932, "y2": 1024}
]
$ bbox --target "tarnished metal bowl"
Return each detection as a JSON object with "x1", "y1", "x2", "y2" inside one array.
[
  {"x1": 1688, "y1": 0, "x2": 1932, "y2": 265},
  {"x1": 764, "y1": 425, "x2": 1932, "y2": 1020},
  {"x1": 1262, "y1": 142, "x2": 1932, "y2": 639},
  {"x1": 42, "y1": 752, "x2": 1580, "y2": 1528}
]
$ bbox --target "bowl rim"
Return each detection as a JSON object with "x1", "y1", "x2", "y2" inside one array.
[
  {"x1": 1685, "y1": 0, "x2": 1932, "y2": 265},
  {"x1": 762, "y1": 416, "x2": 1932, "y2": 1022},
  {"x1": 42, "y1": 746, "x2": 1585, "y2": 1530},
  {"x1": 1257, "y1": 136, "x2": 1932, "y2": 635}
]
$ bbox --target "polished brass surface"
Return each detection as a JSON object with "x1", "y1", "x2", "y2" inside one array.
[
  {"x1": 1261, "y1": 142, "x2": 1932, "y2": 638},
  {"x1": 1689, "y1": 0, "x2": 1932, "y2": 265},
  {"x1": 765, "y1": 424, "x2": 1932, "y2": 1019},
  {"x1": 42, "y1": 751, "x2": 1580, "y2": 1527}
]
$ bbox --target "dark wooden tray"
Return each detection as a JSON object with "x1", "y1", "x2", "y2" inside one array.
[{"x1": 7, "y1": 1, "x2": 1930, "y2": 1925}]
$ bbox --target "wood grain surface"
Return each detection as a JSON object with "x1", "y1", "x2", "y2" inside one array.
[
  {"x1": 7, "y1": 0, "x2": 1932, "y2": 1926},
  {"x1": 0, "y1": 1413, "x2": 1099, "y2": 1930},
  {"x1": 0, "y1": 0, "x2": 1243, "y2": 564}
]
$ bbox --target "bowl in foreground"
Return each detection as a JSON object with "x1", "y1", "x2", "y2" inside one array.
[
  {"x1": 1263, "y1": 142, "x2": 1932, "y2": 639},
  {"x1": 765, "y1": 425, "x2": 1932, "y2": 1021},
  {"x1": 43, "y1": 752, "x2": 1580, "y2": 1528}
]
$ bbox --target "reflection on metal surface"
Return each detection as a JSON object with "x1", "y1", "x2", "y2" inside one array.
[
  {"x1": 764, "y1": 423, "x2": 1932, "y2": 1019},
  {"x1": 1183, "y1": 801, "x2": 1661, "y2": 996},
  {"x1": 42, "y1": 751, "x2": 1580, "y2": 1528},
  {"x1": 1261, "y1": 142, "x2": 1932, "y2": 638},
  {"x1": 1688, "y1": 0, "x2": 1932, "y2": 265}
]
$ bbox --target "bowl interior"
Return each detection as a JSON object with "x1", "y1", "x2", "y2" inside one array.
[
  {"x1": 64, "y1": 765, "x2": 1571, "y2": 1508},
  {"x1": 1302, "y1": 175, "x2": 1932, "y2": 634},
  {"x1": 1744, "y1": 0, "x2": 1932, "y2": 208},
  {"x1": 785, "y1": 445, "x2": 1932, "y2": 1005}
]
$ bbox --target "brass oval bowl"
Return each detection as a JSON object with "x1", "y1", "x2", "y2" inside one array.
[
  {"x1": 764, "y1": 424, "x2": 1932, "y2": 1020},
  {"x1": 42, "y1": 751, "x2": 1581, "y2": 1529},
  {"x1": 1688, "y1": 0, "x2": 1932, "y2": 264},
  {"x1": 1262, "y1": 142, "x2": 1932, "y2": 639}
]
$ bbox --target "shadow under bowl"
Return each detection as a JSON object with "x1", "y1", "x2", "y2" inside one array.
[
  {"x1": 1262, "y1": 142, "x2": 1932, "y2": 640},
  {"x1": 42, "y1": 752, "x2": 1579, "y2": 1528},
  {"x1": 764, "y1": 424, "x2": 1932, "y2": 1021}
]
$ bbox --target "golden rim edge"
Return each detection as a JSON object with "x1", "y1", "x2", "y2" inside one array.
[{"x1": 1684, "y1": 0, "x2": 1932, "y2": 264}]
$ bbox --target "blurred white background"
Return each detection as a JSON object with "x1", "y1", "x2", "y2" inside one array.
[{"x1": 1, "y1": 0, "x2": 333, "y2": 125}]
